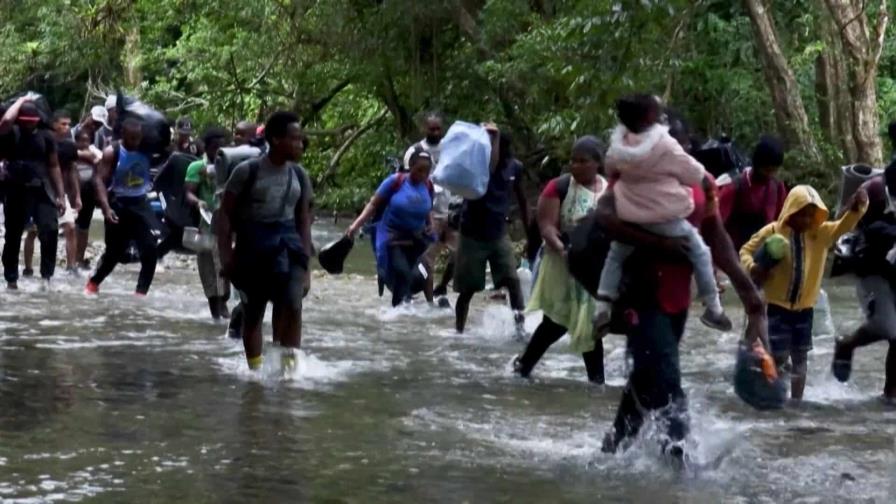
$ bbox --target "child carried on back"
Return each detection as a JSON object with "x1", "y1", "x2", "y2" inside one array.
[{"x1": 594, "y1": 94, "x2": 732, "y2": 332}]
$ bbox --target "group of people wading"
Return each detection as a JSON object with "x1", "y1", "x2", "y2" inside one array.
[{"x1": 2, "y1": 90, "x2": 895, "y2": 463}]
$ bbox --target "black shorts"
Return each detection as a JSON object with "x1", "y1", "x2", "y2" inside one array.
[
  {"x1": 242, "y1": 264, "x2": 305, "y2": 312},
  {"x1": 767, "y1": 304, "x2": 814, "y2": 359}
]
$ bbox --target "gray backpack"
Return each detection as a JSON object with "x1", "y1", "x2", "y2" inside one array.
[{"x1": 215, "y1": 145, "x2": 262, "y2": 193}]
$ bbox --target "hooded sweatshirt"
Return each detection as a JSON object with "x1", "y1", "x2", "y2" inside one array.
[
  {"x1": 606, "y1": 124, "x2": 707, "y2": 224},
  {"x1": 740, "y1": 185, "x2": 868, "y2": 311}
]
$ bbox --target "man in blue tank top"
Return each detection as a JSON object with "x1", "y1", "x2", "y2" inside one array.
[{"x1": 85, "y1": 118, "x2": 161, "y2": 295}]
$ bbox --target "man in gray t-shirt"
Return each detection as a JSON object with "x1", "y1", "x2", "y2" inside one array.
[
  {"x1": 217, "y1": 111, "x2": 313, "y2": 373},
  {"x1": 225, "y1": 155, "x2": 306, "y2": 223}
]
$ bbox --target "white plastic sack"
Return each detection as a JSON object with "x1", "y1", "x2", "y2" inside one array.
[
  {"x1": 431, "y1": 121, "x2": 491, "y2": 200},
  {"x1": 517, "y1": 266, "x2": 533, "y2": 305},
  {"x1": 813, "y1": 288, "x2": 836, "y2": 338}
]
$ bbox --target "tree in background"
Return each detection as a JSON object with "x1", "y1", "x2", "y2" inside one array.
[{"x1": 2, "y1": 0, "x2": 895, "y2": 210}]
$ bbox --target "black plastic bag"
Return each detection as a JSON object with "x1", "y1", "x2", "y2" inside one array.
[
  {"x1": 154, "y1": 152, "x2": 198, "y2": 228},
  {"x1": 733, "y1": 342, "x2": 786, "y2": 410},
  {"x1": 114, "y1": 92, "x2": 171, "y2": 164},
  {"x1": 694, "y1": 136, "x2": 748, "y2": 178},
  {"x1": 318, "y1": 235, "x2": 354, "y2": 274}
]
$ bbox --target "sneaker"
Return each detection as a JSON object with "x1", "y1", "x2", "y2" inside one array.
[
  {"x1": 512, "y1": 355, "x2": 527, "y2": 377},
  {"x1": 831, "y1": 338, "x2": 853, "y2": 383},
  {"x1": 6, "y1": 282, "x2": 17, "y2": 290},
  {"x1": 134, "y1": 291, "x2": 147, "y2": 298},
  {"x1": 22, "y1": 268, "x2": 34, "y2": 278},
  {"x1": 437, "y1": 296, "x2": 452, "y2": 309},
  {"x1": 84, "y1": 280, "x2": 99, "y2": 295},
  {"x1": 700, "y1": 308, "x2": 733, "y2": 332},
  {"x1": 66, "y1": 267, "x2": 81, "y2": 277},
  {"x1": 281, "y1": 349, "x2": 298, "y2": 374}
]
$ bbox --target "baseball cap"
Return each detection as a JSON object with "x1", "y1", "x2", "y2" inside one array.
[
  {"x1": 176, "y1": 116, "x2": 193, "y2": 134},
  {"x1": 104, "y1": 95, "x2": 117, "y2": 110},
  {"x1": 90, "y1": 105, "x2": 109, "y2": 128},
  {"x1": 16, "y1": 102, "x2": 42, "y2": 123}
]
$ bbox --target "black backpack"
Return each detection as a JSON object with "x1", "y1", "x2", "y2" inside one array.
[
  {"x1": 565, "y1": 209, "x2": 610, "y2": 298},
  {"x1": 153, "y1": 151, "x2": 198, "y2": 227}
]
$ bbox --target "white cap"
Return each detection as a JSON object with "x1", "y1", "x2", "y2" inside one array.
[
  {"x1": 104, "y1": 95, "x2": 117, "y2": 109},
  {"x1": 90, "y1": 106, "x2": 109, "y2": 127}
]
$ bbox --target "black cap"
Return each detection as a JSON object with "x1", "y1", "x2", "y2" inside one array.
[{"x1": 176, "y1": 116, "x2": 193, "y2": 134}]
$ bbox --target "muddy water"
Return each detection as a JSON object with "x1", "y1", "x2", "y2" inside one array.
[{"x1": 0, "y1": 223, "x2": 894, "y2": 502}]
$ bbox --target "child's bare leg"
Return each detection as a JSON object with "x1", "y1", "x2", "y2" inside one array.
[{"x1": 790, "y1": 350, "x2": 808, "y2": 401}]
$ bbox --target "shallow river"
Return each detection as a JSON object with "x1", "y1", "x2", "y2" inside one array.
[{"x1": 1, "y1": 223, "x2": 895, "y2": 503}]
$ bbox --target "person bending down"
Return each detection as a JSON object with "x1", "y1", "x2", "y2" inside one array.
[{"x1": 594, "y1": 94, "x2": 731, "y2": 335}]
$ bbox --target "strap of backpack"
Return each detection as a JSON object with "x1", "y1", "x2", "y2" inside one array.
[
  {"x1": 380, "y1": 173, "x2": 406, "y2": 205},
  {"x1": 556, "y1": 173, "x2": 572, "y2": 203},
  {"x1": 276, "y1": 163, "x2": 295, "y2": 217},
  {"x1": 236, "y1": 158, "x2": 261, "y2": 212}
]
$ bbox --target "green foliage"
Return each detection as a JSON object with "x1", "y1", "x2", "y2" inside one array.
[{"x1": 1, "y1": 0, "x2": 894, "y2": 211}]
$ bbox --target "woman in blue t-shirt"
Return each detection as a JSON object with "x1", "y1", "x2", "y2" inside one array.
[{"x1": 347, "y1": 150, "x2": 435, "y2": 306}]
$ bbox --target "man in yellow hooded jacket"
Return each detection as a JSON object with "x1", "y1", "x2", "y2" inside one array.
[{"x1": 741, "y1": 185, "x2": 868, "y2": 401}]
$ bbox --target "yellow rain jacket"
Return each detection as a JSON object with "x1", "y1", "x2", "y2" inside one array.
[{"x1": 740, "y1": 185, "x2": 868, "y2": 311}]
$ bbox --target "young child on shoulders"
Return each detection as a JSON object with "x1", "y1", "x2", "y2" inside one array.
[{"x1": 594, "y1": 94, "x2": 731, "y2": 334}]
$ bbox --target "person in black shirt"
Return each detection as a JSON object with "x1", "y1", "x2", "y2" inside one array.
[
  {"x1": 454, "y1": 124, "x2": 529, "y2": 337},
  {"x1": 24, "y1": 110, "x2": 82, "y2": 275},
  {"x1": 174, "y1": 116, "x2": 202, "y2": 156},
  {"x1": 0, "y1": 95, "x2": 66, "y2": 288},
  {"x1": 53, "y1": 111, "x2": 83, "y2": 272}
]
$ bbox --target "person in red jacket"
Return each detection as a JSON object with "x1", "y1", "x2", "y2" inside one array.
[{"x1": 718, "y1": 135, "x2": 787, "y2": 251}]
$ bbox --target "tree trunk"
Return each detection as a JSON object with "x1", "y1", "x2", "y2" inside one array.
[
  {"x1": 815, "y1": 53, "x2": 835, "y2": 146},
  {"x1": 123, "y1": 25, "x2": 142, "y2": 90},
  {"x1": 814, "y1": 12, "x2": 859, "y2": 163},
  {"x1": 826, "y1": 23, "x2": 858, "y2": 161},
  {"x1": 743, "y1": 0, "x2": 821, "y2": 164},
  {"x1": 823, "y1": 0, "x2": 888, "y2": 166},
  {"x1": 319, "y1": 109, "x2": 389, "y2": 186}
]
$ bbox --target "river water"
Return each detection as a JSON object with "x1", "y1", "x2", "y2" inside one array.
[{"x1": 1, "y1": 222, "x2": 894, "y2": 503}]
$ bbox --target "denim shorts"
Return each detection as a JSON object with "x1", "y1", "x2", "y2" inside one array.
[{"x1": 767, "y1": 304, "x2": 814, "y2": 358}]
